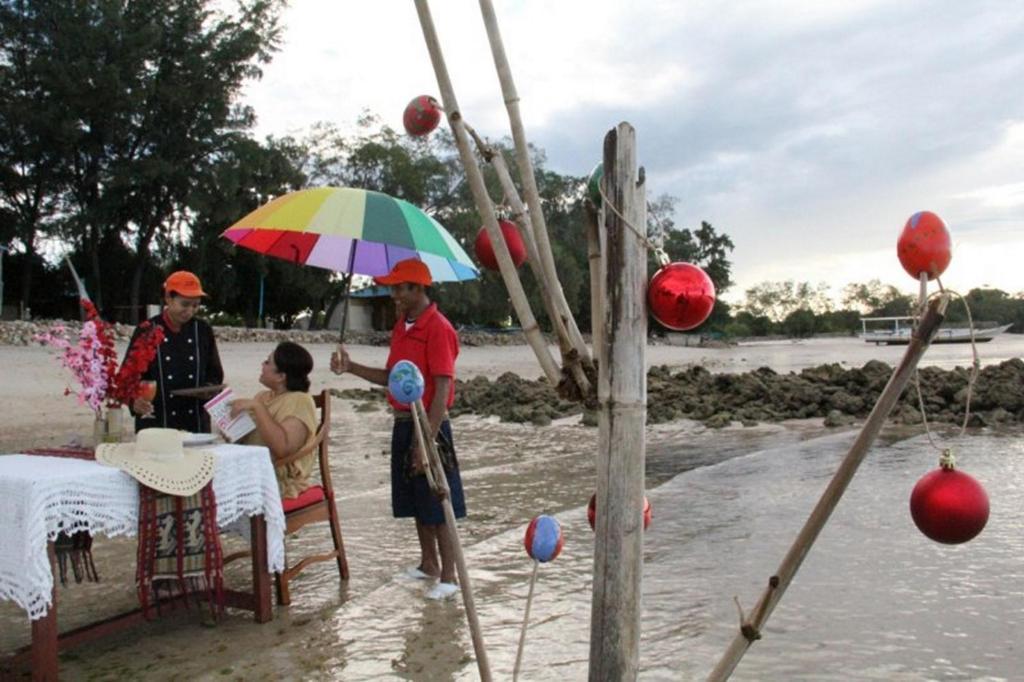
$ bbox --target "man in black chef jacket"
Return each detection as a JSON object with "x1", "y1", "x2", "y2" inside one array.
[{"x1": 127, "y1": 271, "x2": 224, "y2": 433}]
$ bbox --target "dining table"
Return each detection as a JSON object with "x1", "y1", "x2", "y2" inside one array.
[{"x1": 0, "y1": 442, "x2": 286, "y2": 681}]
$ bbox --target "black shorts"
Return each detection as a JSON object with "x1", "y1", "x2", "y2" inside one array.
[{"x1": 390, "y1": 419, "x2": 466, "y2": 524}]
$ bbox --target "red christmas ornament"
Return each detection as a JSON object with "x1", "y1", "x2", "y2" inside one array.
[
  {"x1": 474, "y1": 220, "x2": 528, "y2": 271},
  {"x1": 897, "y1": 211, "x2": 952, "y2": 281},
  {"x1": 648, "y1": 262, "x2": 716, "y2": 331},
  {"x1": 587, "y1": 494, "x2": 652, "y2": 531},
  {"x1": 910, "y1": 452, "x2": 989, "y2": 544},
  {"x1": 403, "y1": 95, "x2": 442, "y2": 137}
]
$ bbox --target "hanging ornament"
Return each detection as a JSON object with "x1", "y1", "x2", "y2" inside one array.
[
  {"x1": 648, "y1": 255, "x2": 716, "y2": 331},
  {"x1": 897, "y1": 210, "x2": 952, "y2": 281},
  {"x1": 524, "y1": 515, "x2": 564, "y2": 563},
  {"x1": 474, "y1": 220, "x2": 528, "y2": 271},
  {"x1": 587, "y1": 163, "x2": 603, "y2": 206},
  {"x1": 403, "y1": 95, "x2": 442, "y2": 137},
  {"x1": 587, "y1": 493, "x2": 653, "y2": 531},
  {"x1": 387, "y1": 360, "x2": 425, "y2": 405},
  {"x1": 910, "y1": 450, "x2": 989, "y2": 544}
]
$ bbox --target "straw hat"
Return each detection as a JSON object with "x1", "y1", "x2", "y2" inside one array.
[{"x1": 96, "y1": 428, "x2": 215, "y2": 496}]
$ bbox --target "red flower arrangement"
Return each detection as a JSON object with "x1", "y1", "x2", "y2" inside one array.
[{"x1": 36, "y1": 299, "x2": 165, "y2": 413}]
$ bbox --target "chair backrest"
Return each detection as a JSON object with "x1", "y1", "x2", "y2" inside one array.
[{"x1": 312, "y1": 390, "x2": 335, "y2": 494}]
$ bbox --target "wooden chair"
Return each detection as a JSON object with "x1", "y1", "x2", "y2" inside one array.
[{"x1": 273, "y1": 389, "x2": 349, "y2": 604}]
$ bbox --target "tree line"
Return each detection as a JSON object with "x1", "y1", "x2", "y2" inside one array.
[
  {"x1": 3, "y1": 1, "x2": 1019, "y2": 338},
  {"x1": 0, "y1": 0, "x2": 735, "y2": 331}
]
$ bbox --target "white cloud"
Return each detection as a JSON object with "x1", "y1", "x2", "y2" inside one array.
[{"x1": 243, "y1": 1, "x2": 1024, "y2": 299}]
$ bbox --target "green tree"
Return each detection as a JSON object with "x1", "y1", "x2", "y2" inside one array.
[
  {"x1": 5, "y1": 0, "x2": 283, "y2": 318},
  {"x1": 742, "y1": 280, "x2": 832, "y2": 322},
  {"x1": 841, "y1": 279, "x2": 913, "y2": 316}
]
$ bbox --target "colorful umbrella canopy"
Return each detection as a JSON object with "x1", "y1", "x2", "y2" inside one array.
[{"x1": 222, "y1": 187, "x2": 479, "y2": 282}]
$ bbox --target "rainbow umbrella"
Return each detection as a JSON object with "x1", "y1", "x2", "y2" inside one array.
[{"x1": 222, "y1": 187, "x2": 478, "y2": 282}]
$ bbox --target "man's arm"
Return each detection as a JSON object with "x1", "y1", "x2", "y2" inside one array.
[{"x1": 330, "y1": 345, "x2": 388, "y2": 386}]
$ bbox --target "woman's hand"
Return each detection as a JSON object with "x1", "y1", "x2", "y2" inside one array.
[
  {"x1": 230, "y1": 398, "x2": 257, "y2": 418},
  {"x1": 330, "y1": 346, "x2": 351, "y2": 375}
]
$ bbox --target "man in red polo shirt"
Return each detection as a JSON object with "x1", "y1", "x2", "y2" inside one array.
[{"x1": 330, "y1": 258, "x2": 465, "y2": 600}]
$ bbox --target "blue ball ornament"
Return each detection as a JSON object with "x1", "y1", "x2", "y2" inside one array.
[
  {"x1": 524, "y1": 515, "x2": 564, "y2": 563},
  {"x1": 388, "y1": 360, "x2": 425, "y2": 405}
]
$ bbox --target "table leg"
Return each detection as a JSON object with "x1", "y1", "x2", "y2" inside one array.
[
  {"x1": 30, "y1": 542, "x2": 58, "y2": 681},
  {"x1": 249, "y1": 515, "x2": 272, "y2": 623}
]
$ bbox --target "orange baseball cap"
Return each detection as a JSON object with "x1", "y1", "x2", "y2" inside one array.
[
  {"x1": 163, "y1": 271, "x2": 208, "y2": 297},
  {"x1": 373, "y1": 259, "x2": 432, "y2": 287}
]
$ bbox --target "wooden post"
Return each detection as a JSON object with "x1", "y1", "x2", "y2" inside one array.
[
  {"x1": 410, "y1": 400, "x2": 493, "y2": 682},
  {"x1": 707, "y1": 294, "x2": 950, "y2": 681},
  {"x1": 249, "y1": 515, "x2": 273, "y2": 623},
  {"x1": 477, "y1": 0, "x2": 593, "y2": 368},
  {"x1": 589, "y1": 123, "x2": 647, "y2": 681},
  {"x1": 413, "y1": 0, "x2": 562, "y2": 389}
]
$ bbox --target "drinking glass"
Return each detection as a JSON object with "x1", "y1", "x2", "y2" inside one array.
[{"x1": 138, "y1": 380, "x2": 157, "y2": 419}]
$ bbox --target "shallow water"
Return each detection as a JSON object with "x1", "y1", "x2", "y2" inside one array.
[{"x1": 2, "y1": 413, "x2": 1020, "y2": 681}]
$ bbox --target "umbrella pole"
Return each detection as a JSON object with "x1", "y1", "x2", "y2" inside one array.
[
  {"x1": 476, "y1": 0, "x2": 592, "y2": 366},
  {"x1": 337, "y1": 243, "x2": 358, "y2": 345},
  {"x1": 338, "y1": 274, "x2": 353, "y2": 345},
  {"x1": 410, "y1": 400, "x2": 493, "y2": 682},
  {"x1": 414, "y1": 0, "x2": 562, "y2": 389}
]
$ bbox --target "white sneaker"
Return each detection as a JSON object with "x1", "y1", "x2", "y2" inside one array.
[
  {"x1": 400, "y1": 566, "x2": 434, "y2": 581},
  {"x1": 425, "y1": 582, "x2": 460, "y2": 600}
]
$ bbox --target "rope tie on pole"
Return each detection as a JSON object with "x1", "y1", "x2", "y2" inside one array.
[{"x1": 599, "y1": 186, "x2": 671, "y2": 266}]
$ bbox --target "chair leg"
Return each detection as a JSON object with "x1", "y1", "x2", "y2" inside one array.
[
  {"x1": 327, "y1": 503, "x2": 350, "y2": 580},
  {"x1": 275, "y1": 572, "x2": 291, "y2": 606}
]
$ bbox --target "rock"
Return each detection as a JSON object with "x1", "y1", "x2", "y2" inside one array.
[
  {"x1": 824, "y1": 410, "x2": 856, "y2": 427},
  {"x1": 703, "y1": 412, "x2": 732, "y2": 429}
]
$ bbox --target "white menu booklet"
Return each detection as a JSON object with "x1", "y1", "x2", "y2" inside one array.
[{"x1": 203, "y1": 387, "x2": 257, "y2": 443}]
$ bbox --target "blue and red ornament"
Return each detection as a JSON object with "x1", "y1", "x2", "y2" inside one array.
[
  {"x1": 403, "y1": 95, "x2": 442, "y2": 137},
  {"x1": 387, "y1": 360, "x2": 425, "y2": 405},
  {"x1": 524, "y1": 515, "x2": 564, "y2": 563},
  {"x1": 897, "y1": 210, "x2": 952, "y2": 281}
]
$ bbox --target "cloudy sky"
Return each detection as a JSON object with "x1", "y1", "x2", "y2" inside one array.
[{"x1": 242, "y1": 1, "x2": 1024, "y2": 303}]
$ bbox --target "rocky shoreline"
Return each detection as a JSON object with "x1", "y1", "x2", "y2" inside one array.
[
  {"x1": 0, "y1": 319, "x2": 524, "y2": 347},
  {"x1": 337, "y1": 358, "x2": 1024, "y2": 429}
]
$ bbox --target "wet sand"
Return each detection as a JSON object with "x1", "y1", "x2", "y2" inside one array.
[{"x1": 0, "y1": 335, "x2": 1020, "y2": 679}]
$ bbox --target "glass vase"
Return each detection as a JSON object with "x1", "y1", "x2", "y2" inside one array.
[{"x1": 93, "y1": 408, "x2": 125, "y2": 446}]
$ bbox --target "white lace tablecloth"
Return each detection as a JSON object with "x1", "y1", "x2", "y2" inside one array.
[{"x1": 0, "y1": 444, "x2": 285, "y2": 621}]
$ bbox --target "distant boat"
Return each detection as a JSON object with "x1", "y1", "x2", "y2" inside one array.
[{"x1": 859, "y1": 316, "x2": 1012, "y2": 345}]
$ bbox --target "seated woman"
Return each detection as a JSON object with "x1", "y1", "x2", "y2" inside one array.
[{"x1": 231, "y1": 342, "x2": 319, "y2": 500}]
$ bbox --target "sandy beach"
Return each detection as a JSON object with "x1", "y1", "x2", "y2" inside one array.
[{"x1": 1, "y1": 335, "x2": 1021, "y2": 679}]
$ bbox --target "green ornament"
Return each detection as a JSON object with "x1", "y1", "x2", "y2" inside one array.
[{"x1": 587, "y1": 163, "x2": 603, "y2": 206}]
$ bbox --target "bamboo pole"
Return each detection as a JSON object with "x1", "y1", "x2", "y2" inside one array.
[
  {"x1": 413, "y1": 0, "x2": 561, "y2": 388},
  {"x1": 409, "y1": 401, "x2": 493, "y2": 682},
  {"x1": 589, "y1": 122, "x2": 647, "y2": 681},
  {"x1": 464, "y1": 124, "x2": 592, "y2": 398},
  {"x1": 707, "y1": 294, "x2": 950, "y2": 681},
  {"x1": 476, "y1": 0, "x2": 593, "y2": 368}
]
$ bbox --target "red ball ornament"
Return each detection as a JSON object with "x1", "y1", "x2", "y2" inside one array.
[
  {"x1": 587, "y1": 494, "x2": 652, "y2": 531},
  {"x1": 403, "y1": 95, "x2": 442, "y2": 137},
  {"x1": 474, "y1": 220, "x2": 528, "y2": 271},
  {"x1": 910, "y1": 459, "x2": 989, "y2": 544},
  {"x1": 897, "y1": 211, "x2": 952, "y2": 281},
  {"x1": 648, "y1": 262, "x2": 716, "y2": 331}
]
